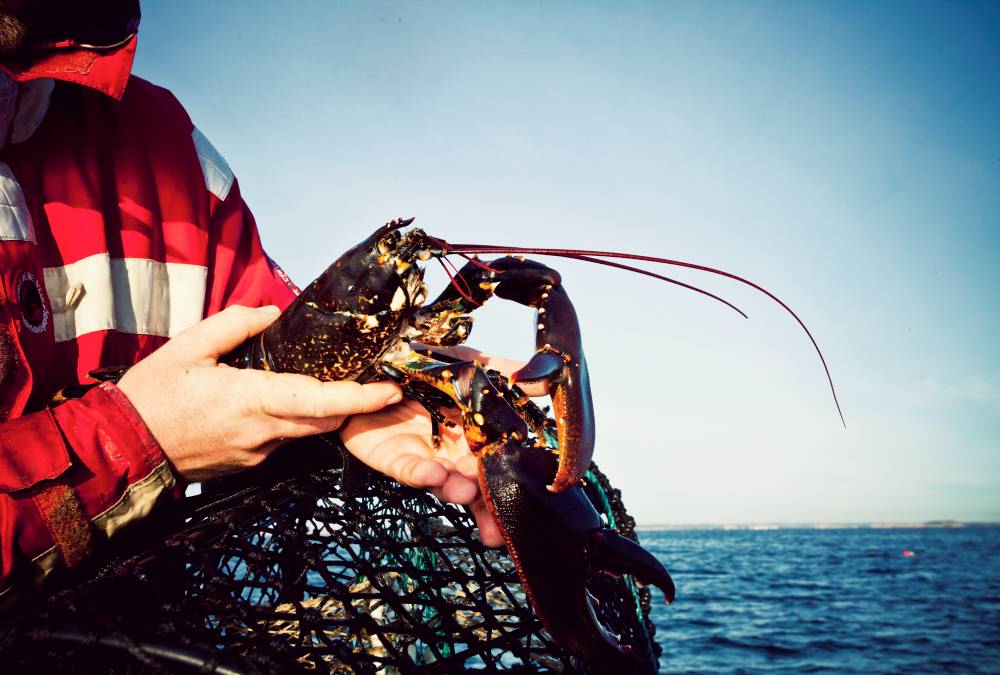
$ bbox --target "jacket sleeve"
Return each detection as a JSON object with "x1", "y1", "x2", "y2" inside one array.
[
  {"x1": 200, "y1": 167, "x2": 300, "y2": 315},
  {"x1": 0, "y1": 382, "x2": 178, "y2": 601}
]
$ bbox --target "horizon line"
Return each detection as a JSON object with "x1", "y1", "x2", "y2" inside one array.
[{"x1": 635, "y1": 519, "x2": 1000, "y2": 530}]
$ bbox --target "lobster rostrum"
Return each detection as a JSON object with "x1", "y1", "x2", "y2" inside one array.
[{"x1": 225, "y1": 217, "x2": 844, "y2": 670}]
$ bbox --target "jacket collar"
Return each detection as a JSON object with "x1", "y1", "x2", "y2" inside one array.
[{"x1": 0, "y1": 34, "x2": 136, "y2": 101}]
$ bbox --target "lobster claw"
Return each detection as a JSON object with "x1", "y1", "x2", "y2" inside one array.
[
  {"x1": 490, "y1": 260, "x2": 594, "y2": 493},
  {"x1": 382, "y1": 358, "x2": 674, "y2": 670},
  {"x1": 478, "y1": 429, "x2": 675, "y2": 671}
]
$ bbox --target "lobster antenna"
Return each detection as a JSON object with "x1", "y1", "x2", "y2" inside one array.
[
  {"x1": 437, "y1": 257, "x2": 480, "y2": 306},
  {"x1": 570, "y1": 254, "x2": 748, "y2": 319},
  {"x1": 454, "y1": 251, "x2": 502, "y2": 274},
  {"x1": 428, "y1": 235, "x2": 744, "y2": 318},
  {"x1": 443, "y1": 242, "x2": 845, "y2": 428}
]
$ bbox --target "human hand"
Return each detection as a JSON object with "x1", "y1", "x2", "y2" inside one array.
[
  {"x1": 340, "y1": 345, "x2": 548, "y2": 549},
  {"x1": 117, "y1": 305, "x2": 402, "y2": 482},
  {"x1": 339, "y1": 398, "x2": 504, "y2": 546}
]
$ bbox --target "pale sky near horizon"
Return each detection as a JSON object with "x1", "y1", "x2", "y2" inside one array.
[{"x1": 135, "y1": 1, "x2": 999, "y2": 524}]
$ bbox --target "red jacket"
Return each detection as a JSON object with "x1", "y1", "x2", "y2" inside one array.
[{"x1": 0, "y1": 36, "x2": 297, "y2": 599}]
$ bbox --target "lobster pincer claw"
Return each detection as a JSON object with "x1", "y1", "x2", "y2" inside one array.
[
  {"x1": 506, "y1": 282, "x2": 595, "y2": 494},
  {"x1": 590, "y1": 529, "x2": 676, "y2": 603},
  {"x1": 479, "y1": 439, "x2": 675, "y2": 672}
]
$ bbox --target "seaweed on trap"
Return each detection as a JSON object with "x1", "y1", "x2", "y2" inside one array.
[{"x1": 0, "y1": 437, "x2": 661, "y2": 673}]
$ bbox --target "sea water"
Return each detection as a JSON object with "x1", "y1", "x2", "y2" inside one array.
[{"x1": 641, "y1": 527, "x2": 1000, "y2": 673}]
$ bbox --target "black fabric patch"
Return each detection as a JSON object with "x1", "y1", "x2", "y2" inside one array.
[{"x1": 16, "y1": 271, "x2": 48, "y2": 335}]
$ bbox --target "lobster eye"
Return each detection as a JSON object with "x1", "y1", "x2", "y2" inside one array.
[{"x1": 378, "y1": 231, "x2": 402, "y2": 254}]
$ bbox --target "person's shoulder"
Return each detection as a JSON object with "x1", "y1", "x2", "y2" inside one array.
[
  {"x1": 118, "y1": 75, "x2": 194, "y2": 133},
  {"x1": 112, "y1": 75, "x2": 236, "y2": 201}
]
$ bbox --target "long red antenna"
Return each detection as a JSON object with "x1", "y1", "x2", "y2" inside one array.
[
  {"x1": 436, "y1": 257, "x2": 480, "y2": 306},
  {"x1": 429, "y1": 236, "x2": 745, "y2": 318},
  {"x1": 455, "y1": 251, "x2": 501, "y2": 274},
  {"x1": 443, "y1": 241, "x2": 845, "y2": 427},
  {"x1": 570, "y1": 254, "x2": 748, "y2": 319}
]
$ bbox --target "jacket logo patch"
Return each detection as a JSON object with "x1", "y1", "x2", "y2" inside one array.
[{"x1": 17, "y1": 271, "x2": 49, "y2": 334}]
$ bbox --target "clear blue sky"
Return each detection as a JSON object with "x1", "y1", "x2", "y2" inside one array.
[{"x1": 135, "y1": 1, "x2": 1000, "y2": 524}]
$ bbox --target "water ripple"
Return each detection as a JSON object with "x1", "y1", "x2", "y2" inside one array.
[{"x1": 645, "y1": 526, "x2": 1000, "y2": 673}]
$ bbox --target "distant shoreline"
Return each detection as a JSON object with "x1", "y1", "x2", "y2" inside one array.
[{"x1": 634, "y1": 520, "x2": 1000, "y2": 531}]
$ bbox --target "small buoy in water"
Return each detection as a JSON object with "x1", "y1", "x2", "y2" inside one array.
[{"x1": 902, "y1": 549, "x2": 915, "y2": 558}]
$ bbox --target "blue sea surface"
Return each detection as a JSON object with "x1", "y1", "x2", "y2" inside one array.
[{"x1": 641, "y1": 527, "x2": 1000, "y2": 674}]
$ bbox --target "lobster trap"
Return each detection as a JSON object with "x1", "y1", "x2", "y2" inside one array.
[{"x1": 0, "y1": 438, "x2": 660, "y2": 673}]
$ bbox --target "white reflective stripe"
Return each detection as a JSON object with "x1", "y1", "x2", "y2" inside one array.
[
  {"x1": 43, "y1": 253, "x2": 207, "y2": 342},
  {"x1": 0, "y1": 162, "x2": 35, "y2": 243},
  {"x1": 92, "y1": 461, "x2": 175, "y2": 539},
  {"x1": 192, "y1": 127, "x2": 234, "y2": 201}
]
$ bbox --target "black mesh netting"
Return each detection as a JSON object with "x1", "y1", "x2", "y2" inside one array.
[{"x1": 0, "y1": 438, "x2": 660, "y2": 674}]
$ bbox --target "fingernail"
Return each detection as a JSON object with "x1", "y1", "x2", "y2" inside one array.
[
  {"x1": 387, "y1": 390, "x2": 403, "y2": 404},
  {"x1": 260, "y1": 305, "x2": 281, "y2": 316}
]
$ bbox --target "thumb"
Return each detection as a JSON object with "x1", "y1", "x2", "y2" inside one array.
[{"x1": 171, "y1": 305, "x2": 281, "y2": 361}]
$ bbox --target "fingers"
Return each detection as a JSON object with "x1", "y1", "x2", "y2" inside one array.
[
  {"x1": 268, "y1": 415, "x2": 346, "y2": 439},
  {"x1": 357, "y1": 434, "x2": 450, "y2": 488},
  {"x1": 341, "y1": 426, "x2": 479, "y2": 503},
  {"x1": 172, "y1": 305, "x2": 281, "y2": 361},
  {"x1": 254, "y1": 375, "x2": 402, "y2": 419},
  {"x1": 469, "y1": 499, "x2": 505, "y2": 547},
  {"x1": 430, "y1": 473, "x2": 479, "y2": 505}
]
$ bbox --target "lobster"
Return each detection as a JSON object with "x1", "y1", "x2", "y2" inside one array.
[{"x1": 221, "y1": 217, "x2": 844, "y2": 672}]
